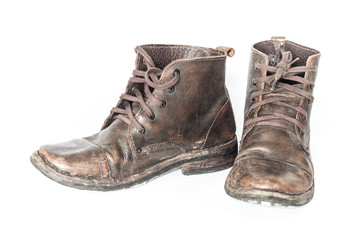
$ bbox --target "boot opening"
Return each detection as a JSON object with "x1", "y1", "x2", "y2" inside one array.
[
  {"x1": 254, "y1": 40, "x2": 319, "y2": 67},
  {"x1": 138, "y1": 44, "x2": 224, "y2": 70}
]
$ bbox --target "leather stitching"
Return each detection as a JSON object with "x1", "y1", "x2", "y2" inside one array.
[
  {"x1": 82, "y1": 138, "x2": 114, "y2": 180},
  {"x1": 201, "y1": 99, "x2": 229, "y2": 149},
  {"x1": 241, "y1": 51, "x2": 268, "y2": 144},
  {"x1": 295, "y1": 55, "x2": 319, "y2": 148},
  {"x1": 97, "y1": 160, "x2": 109, "y2": 178},
  {"x1": 141, "y1": 141, "x2": 189, "y2": 152}
]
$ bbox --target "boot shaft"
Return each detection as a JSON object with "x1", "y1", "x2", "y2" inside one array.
[
  {"x1": 225, "y1": 39, "x2": 321, "y2": 207},
  {"x1": 31, "y1": 44, "x2": 238, "y2": 189},
  {"x1": 243, "y1": 38, "x2": 320, "y2": 146},
  {"x1": 128, "y1": 45, "x2": 236, "y2": 150}
]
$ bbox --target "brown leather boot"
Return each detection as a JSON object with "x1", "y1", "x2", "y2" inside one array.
[
  {"x1": 225, "y1": 38, "x2": 320, "y2": 206},
  {"x1": 31, "y1": 44, "x2": 237, "y2": 191}
]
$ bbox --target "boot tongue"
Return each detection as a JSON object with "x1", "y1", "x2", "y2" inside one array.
[
  {"x1": 103, "y1": 47, "x2": 158, "y2": 130},
  {"x1": 135, "y1": 53, "x2": 148, "y2": 71},
  {"x1": 126, "y1": 47, "x2": 159, "y2": 118},
  {"x1": 135, "y1": 46, "x2": 157, "y2": 71},
  {"x1": 266, "y1": 37, "x2": 284, "y2": 67},
  {"x1": 260, "y1": 49, "x2": 302, "y2": 129}
]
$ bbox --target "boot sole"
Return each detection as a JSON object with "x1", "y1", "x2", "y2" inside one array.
[
  {"x1": 30, "y1": 137, "x2": 237, "y2": 191},
  {"x1": 224, "y1": 178, "x2": 314, "y2": 207}
]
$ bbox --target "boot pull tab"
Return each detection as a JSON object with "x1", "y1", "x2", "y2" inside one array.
[
  {"x1": 271, "y1": 36, "x2": 286, "y2": 51},
  {"x1": 271, "y1": 36, "x2": 286, "y2": 41},
  {"x1": 216, "y1": 46, "x2": 235, "y2": 57}
]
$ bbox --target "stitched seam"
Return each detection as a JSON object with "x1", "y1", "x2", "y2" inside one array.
[
  {"x1": 142, "y1": 141, "x2": 189, "y2": 152},
  {"x1": 97, "y1": 160, "x2": 110, "y2": 178},
  {"x1": 116, "y1": 137, "x2": 237, "y2": 182},
  {"x1": 140, "y1": 45, "x2": 224, "y2": 55},
  {"x1": 201, "y1": 99, "x2": 229, "y2": 149},
  {"x1": 39, "y1": 137, "x2": 237, "y2": 183},
  {"x1": 295, "y1": 55, "x2": 318, "y2": 145},
  {"x1": 83, "y1": 139, "x2": 113, "y2": 179},
  {"x1": 242, "y1": 54, "x2": 267, "y2": 143},
  {"x1": 128, "y1": 123, "x2": 137, "y2": 160},
  {"x1": 295, "y1": 91, "x2": 306, "y2": 143}
]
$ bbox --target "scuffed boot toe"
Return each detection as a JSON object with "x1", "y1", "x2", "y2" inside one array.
[
  {"x1": 31, "y1": 139, "x2": 114, "y2": 190},
  {"x1": 225, "y1": 159, "x2": 314, "y2": 206}
]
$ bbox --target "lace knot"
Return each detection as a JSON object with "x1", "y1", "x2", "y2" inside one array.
[
  {"x1": 245, "y1": 50, "x2": 317, "y2": 134},
  {"x1": 144, "y1": 67, "x2": 162, "y2": 89},
  {"x1": 108, "y1": 46, "x2": 180, "y2": 132},
  {"x1": 272, "y1": 51, "x2": 299, "y2": 90}
]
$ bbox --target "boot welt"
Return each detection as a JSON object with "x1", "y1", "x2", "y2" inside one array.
[
  {"x1": 30, "y1": 137, "x2": 237, "y2": 191},
  {"x1": 224, "y1": 179, "x2": 314, "y2": 207}
]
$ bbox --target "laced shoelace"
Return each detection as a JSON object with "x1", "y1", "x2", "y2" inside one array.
[
  {"x1": 245, "y1": 51, "x2": 317, "y2": 133},
  {"x1": 110, "y1": 46, "x2": 180, "y2": 133}
]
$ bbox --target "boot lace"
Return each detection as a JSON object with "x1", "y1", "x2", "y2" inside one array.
[
  {"x1": 110, "y1": 46, "x2": 180, "y2": 132},
  {"x1": 245, "y1": 51, "x2": 317, "y2": 132}
]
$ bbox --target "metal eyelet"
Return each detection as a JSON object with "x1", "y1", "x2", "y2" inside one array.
[
  {"x1": 254, "y1": 61, "x2": 260, "y2": 70},
  {"x1": 148, "y1": 114, "x2": 155, "y2": 121},
  {"x1": 172, "y1": 68, "x2": 180, "y2": 77},
  {"x1": 168, "y1": 86, "x2": 175, "y2": 93},
  {"x1": 137, "y1": 128, "x2": 146, "y2": 134},
  {"x1": 131, "y1": 86, "x2": 137, "y2": 93},
  {"x1": 251, "y1": 78, "x2": 256, "y2": 86},
  {"x1": 160, "y1": 100, "x2": 167, "y2": 108}
]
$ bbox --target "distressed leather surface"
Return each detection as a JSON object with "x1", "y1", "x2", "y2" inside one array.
[
  {"x1": 38, "y1": 45, "x2": 236, "y2": 181},
  {"x1": 228, "y1": 40, "x2": 320, "y2": 195}
]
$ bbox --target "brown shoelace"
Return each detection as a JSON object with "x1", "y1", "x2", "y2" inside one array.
[
  {"x1": 245, "y1": 51, "x2": 316, "y2": 132},
  {"x1": 111, "y1": 46, "x2": 180, "y2": 132}
]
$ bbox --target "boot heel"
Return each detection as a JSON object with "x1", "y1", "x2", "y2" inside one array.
[{"x1": 181, "y1": 147, "x2": 237, "y2": 175}]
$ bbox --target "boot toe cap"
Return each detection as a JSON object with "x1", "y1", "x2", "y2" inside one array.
[
  {"x1": 38, "y1": 139, "x2": 106, "y2": 179},
  {"x1": 227, "y1": 158, "x2": 313, "y2": 195}
]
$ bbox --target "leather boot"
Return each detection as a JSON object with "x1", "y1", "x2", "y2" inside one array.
[
  {"x1": 31, "y1": 44, "x2": 238, "y2": 191},
  {"x1": 225, "y1": 37, "x2": 320, "y2": 206}
]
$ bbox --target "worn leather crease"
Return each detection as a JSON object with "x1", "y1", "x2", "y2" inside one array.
[{"x1": 30, "y1": 44, "x2": 238, "y2": 191}]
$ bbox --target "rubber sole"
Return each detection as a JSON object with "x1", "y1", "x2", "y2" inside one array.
[
  {"x1": 224, "y1": 178, "x2": 314, "y2": 207},
  {"x1": 30, "y1": 137, "x2": 238, "y2": 191}
]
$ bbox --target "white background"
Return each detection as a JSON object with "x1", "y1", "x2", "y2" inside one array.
[{"x1": 1, "y1": 0, "x2": 359, "y2": 239}]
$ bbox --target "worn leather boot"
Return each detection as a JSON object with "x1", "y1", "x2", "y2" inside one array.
[
  {"x1": 31, "y1": 44, "x2": 237, "y2": 191},
  {"x1": 225, "y1": 38, "x2": 320, "y2": 206}
]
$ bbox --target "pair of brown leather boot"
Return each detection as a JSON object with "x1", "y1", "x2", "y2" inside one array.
[{"x1": 30, "y1": 37, "x2": 320, "y2": 207}]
